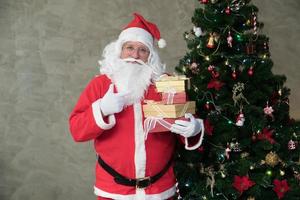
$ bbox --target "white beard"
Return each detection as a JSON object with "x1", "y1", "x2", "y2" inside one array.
[{"x1": 109, "y1": 58, "x2": 153, "y2": 106}]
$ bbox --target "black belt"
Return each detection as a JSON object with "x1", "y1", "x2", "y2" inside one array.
[{"x1": 97, "y1": 154, "x2": 173, "y2": 189}]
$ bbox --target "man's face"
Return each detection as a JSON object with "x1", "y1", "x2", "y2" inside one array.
[{"x1": 120, "y1": 41, "x2": 150, "y2": 63}]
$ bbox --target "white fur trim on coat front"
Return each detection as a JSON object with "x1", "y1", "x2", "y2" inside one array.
[
  {"x1": 94, "y1": 185, "x2": 176, "y2": 200},
  {"x1": 92, "y1": 99, "x2": 116, "y2": 130},
  {"x1": 133, "y1": 102, "x2": 147, "y2": 199}
]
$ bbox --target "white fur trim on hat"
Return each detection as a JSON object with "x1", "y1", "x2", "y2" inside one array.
[{"x1": 118, "y1": 27, "x2": 154, "y2": 49}]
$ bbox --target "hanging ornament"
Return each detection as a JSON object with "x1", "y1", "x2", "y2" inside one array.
[
  {"x1": 235, "y1": 112, "x2": 245, "y2": 127},
  {"x1": 208, "y1": 65, "x2": 215, "y2": 71},
  {"x1": 232, "y1": 82, "x2": 249, "y2": 106},
  {"x1": 265, "y1": 152, "x2": 280, "y2": 167},
  {"x1": 225, "y1": 60, "x2": 229, "y2": 66},
  {"x1": 247, "y1": 196, "x2": 255, "y2": 200},
  {"x1": 264, "y1": 101, "x2": 274, "y2": 119},
  {"x1": 221, "y1": 171, "x2": 226, "y2": 178},
  {"x1": 225, "y1": 6, "x2": 231, "y2": 15},
  {"x1": 227, "y1": 31, "x2": 233, "y2": 47},
  {"x1": 217, "y1": 152, "x2": 226, "y2": 163},
  {"x1": 280, "y1": 170, "x2": 285, "y2": 176},
  {"x1": 288, "y1": 139, "x2": 297, "y2": 150},
  {"x1": 193, "y1": 26, "x2": 203, "y2": 37},
  {"x1": 190, "y1": 62, "x2": 198, "y2": 69},
  {"x1": 248, "y1": 66, "x2": 254, "y2": 76},
  {"x1": 230, "y1": 142, "x2": 242, "y2": 152},
  {"x1": 246, "y1": 19, "x2": 251, "y2": 26},
  {"x1": 211, "y1": 0, "x2": 218, "y2": 3},
  {"x1": 211, "y1": 70, "x2": 220, "y2": 78},
  {"x1": 232, "y1": 69, "x2": 237, "y2": 80},
  {"x1": 252, "y1": 12, "x2": 258, "y2": 35},
  {"x1": 200, "y1": 0, "x2": 209, "y2": 4},
  {"x1": 207, "y1": 33, "x2": 215, "y2": 48},
  {"x1": 184, "y1": 32, "x2": 189, "y2": 39},
  {"x1": 204, "y1": 101, "x2": 211, "y2": 110},
  {"x1": 263, "y1": 41, "x2": 269, "y2": 51},
  {"x1": 225, "y1": 144, "x2": 231, "y2": 159},
  {"x1": 278, "y1": 89, "x2": 282, "y2": 96},
  {"x1": 241, "y1": 152, "x2": 249, "y2": 158},
  {"x1": 190, "y1": 62, "x2": 199, "y2": 74}
]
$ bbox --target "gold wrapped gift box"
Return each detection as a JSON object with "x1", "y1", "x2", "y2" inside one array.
[
  {"x1": 155, "y1": 75, "x2": 190, "y2": 92},
  {"x1": 143, "y1": 101, "x2": 195, "y2": 118}
]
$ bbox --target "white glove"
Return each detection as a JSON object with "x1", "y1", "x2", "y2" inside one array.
[
  {"x1": 170, "y1": 113, "x2": 202, "y2": 138},
  {"x1": 100, "y1": 84, "x2": 128, "y2": 116}
]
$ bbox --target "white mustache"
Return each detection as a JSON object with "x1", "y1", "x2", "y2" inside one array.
[{"x1": 122, "y1": 57, "x2": 147, "y2": 66}]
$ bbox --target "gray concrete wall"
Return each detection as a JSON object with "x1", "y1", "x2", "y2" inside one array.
[{"x1": 0, "y1": 0, "x2": 299, "y2": 199}]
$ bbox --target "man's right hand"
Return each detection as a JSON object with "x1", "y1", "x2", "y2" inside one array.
[{"x1": 100, "y1": 84, "x2": 127, "y2": 116}]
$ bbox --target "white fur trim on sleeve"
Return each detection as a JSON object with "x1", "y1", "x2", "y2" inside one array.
[
  {"x1": 184, "y1": 119, "x2": 204, "y2": 150},
  {"x1": 92, "y1": 99, "x2": 116, "y2": 130}
]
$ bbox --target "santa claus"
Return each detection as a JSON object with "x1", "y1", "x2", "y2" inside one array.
[{"x1": 69, "y1": 13, "x2": 204, "y2": 200}]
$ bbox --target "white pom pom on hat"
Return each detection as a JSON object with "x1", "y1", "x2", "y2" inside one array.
[{"x1": 119, "y1": 13, "x2": 166, "y2": 48}]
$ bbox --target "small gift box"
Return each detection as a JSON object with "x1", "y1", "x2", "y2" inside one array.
[
  {"x1": 162, "y1": 91, "x2": 187, "y2": 104},
  {"x1": 144, "y1": 117, "x2": 188, "y2": 134},
  {"x1": 143, "y1": 101, "x2": 195, "y2": 118},
  {"x1": 155, "y1": 75, "x2": 190, "y2": 93}
]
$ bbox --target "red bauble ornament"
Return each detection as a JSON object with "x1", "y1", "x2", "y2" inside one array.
[
  {"x1": 248, "y1": 66, "x2": 254, "y2": 76},
  {"x1": 232, "y1": 70, "x2": 237, "y2": 79},
  {"x1": 200, "y1": 0, "x2": 209, "y2": 4},
  {"x1": 225, "y1": 6, "x2": 231, "y2": 15}
]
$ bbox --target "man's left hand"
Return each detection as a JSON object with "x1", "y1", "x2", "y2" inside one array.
[{"x1": 170, "y1": 113, "x2": 202, "y2": 138}]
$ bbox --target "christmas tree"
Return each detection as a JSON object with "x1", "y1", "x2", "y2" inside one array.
[{"x1": 174, "y1": 0, "x2": 300, "y2": 199}]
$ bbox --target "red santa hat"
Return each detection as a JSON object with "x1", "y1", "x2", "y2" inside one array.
[{"x1": 118, "y1": 13, "x2": 166, "y2": 49}]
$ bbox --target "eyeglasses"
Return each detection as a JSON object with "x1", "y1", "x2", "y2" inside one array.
[{"x1": 122, "y1": 45, "x2": 150, "y2": 57}]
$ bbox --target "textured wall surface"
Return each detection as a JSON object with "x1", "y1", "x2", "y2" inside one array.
[{"x1": 0, "y1": 0, "x2": 299, "y2": 199}]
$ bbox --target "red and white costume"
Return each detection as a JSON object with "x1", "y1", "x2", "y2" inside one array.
[{"x1": 69, "y1": 75, "x2": 201, "y2": 200}]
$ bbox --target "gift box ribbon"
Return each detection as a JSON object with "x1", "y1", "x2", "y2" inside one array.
[{"x1": 143, "y1": 116, "x2": 205, "y2": 151}]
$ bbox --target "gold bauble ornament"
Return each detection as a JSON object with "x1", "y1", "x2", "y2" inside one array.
[
  {"x1": 265, "y1": 152, "x2": 280, "y2": 167},
  {"x1": 247, "y1": 197, "x2": 255, "y2": 200},
  {"x1": 280, "y1": 170, "x2": 285, "y2": 176}
]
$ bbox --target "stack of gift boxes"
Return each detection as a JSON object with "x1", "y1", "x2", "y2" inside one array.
[{"x1": 143, "y1": 75, "x2": 196, "y2": 133}]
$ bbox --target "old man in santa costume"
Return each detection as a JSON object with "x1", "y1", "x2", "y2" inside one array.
[{"x1": 69, "y1": 13, "x2": 204, "y2": 200}]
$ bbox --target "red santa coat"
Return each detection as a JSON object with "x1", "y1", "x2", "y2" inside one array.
[{"x1": 69, "y1": 74, "x2": 199, "y2": 200}]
